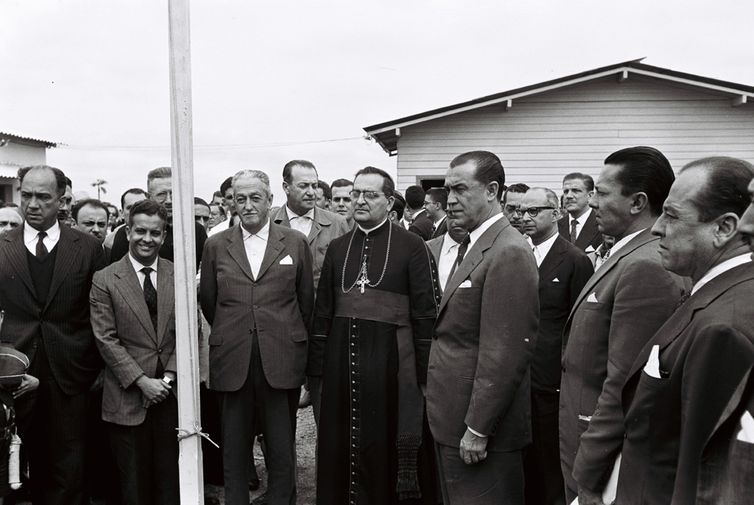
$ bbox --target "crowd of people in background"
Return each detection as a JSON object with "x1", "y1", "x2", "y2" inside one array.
[{"x1": 0, "y1": 147, "x2": 754, "y2": 505}]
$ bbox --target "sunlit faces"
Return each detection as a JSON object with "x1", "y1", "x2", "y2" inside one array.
[
  {"x1": 233, "y1": 175, "x2": 273, "y2": 235},
  {"x1": 284, "y1": 165, "x2": 318, "y2": 215},
  {"x1": 0, "y1": 208, "x2": 22, "y2": 236},
  {"x1": 75, "y1": 204, "x2": 109, "y2": 243},
  {"x1": 223, "y1": 187, "x2": 236, "y2": 216},
  {"x1": 503, "y1": 192, "x2": 526, "y2": 231},
  {"x1": 58, "y1": 184, "x2": 74, "y2": 224},
  {"x1": 445, "y1": 160, "x2": 499, "y2": 232},
  {"x1": 208, "y1": 203, "x2": 226, "y2": 229},
  {"x1": 351, "y1": 174, "x2": 393, "y2": 229},
  {"x1": 331, "y1": 185, "x2": 354, "y2": 222},
  {"x1": 20, "y1": 168, "x2": 63, "y2": 232},
  {"x1": 194, "y1": 204, "x2": 210, "y2": 230},
  {"x1": 740, "y1": 178, "x2": 754, "y2": 255},
  {"x1": 590, "y1": 164, "x2": 637, "y2": 240},
  {"x1": 562, "y1": 178, "x2": 593, "y2": 217},
  {"x1": 148, "y1": 177, "x2": 173, "y2": 218},
  {"x1": 122, "y1": 191, "x2": 147, "y2": 223},
  {"x1": 519, "y1": 189, "x2": 560, "y2": 243},
  {"x1": 127, "y1": 212, "x2": 167, "y2": 266}
]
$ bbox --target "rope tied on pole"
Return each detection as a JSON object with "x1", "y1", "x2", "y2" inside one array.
[{"x1": 176, "y1": 423, "x2": 219, "y2": 449}]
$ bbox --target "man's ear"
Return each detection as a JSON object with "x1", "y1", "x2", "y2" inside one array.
[
  {"x1": 629, "y1": 192, "x2": 650, "y2": 215},
  {"x1": 712, "y1": 212, "x2": 740, "y2": 248}
]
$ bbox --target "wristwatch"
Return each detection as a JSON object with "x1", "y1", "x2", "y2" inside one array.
[{"x1": 161, "y1": 375, "x2": 175, "y2": 386}]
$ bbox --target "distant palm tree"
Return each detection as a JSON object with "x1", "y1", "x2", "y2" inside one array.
[{"x1": 91, "y1": 179, "x2": 108, "y2": 200}]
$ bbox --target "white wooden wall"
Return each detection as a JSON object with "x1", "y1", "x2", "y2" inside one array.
[{"x1": 395, "y1": 75, "x2": 754, "y2": 192}]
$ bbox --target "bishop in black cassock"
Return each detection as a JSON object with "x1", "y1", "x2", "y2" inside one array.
[{"x1": 308, "y1": 216, "x2": 441, "y2": 505}]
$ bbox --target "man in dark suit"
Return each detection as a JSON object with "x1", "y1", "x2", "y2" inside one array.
[
  {"x1": 90, "y1": 200, "x2": 179, "y2": 505},
  {"x1": 0, "y1": 165, "x2": 105, "y2": 505},
  {"x1": 424, "y1": 187, "x2": 448, "y2": 239},
  {"x1": 559, "y1": 147, "x2": 688, "y2": 505},
  {"x1": 427, "y1": 151, "x2": 539, "y2": 505},
  {"x1": 518, "y1": 188, "x2": 593, "y2": 505},
  {"x1": 200, "y1": 169, "x2": 314, "y2": 505},
  {"x1": 109, "y1": 167, "x2": 207, "y2": 270},
  {"x1": 406, "y1": 185, "x2": 434, "y2": 239},
  {"x1": 557, "y1": 173, "x2": 602, "y2": 253},
  {"x1": 615, "y1": 157, "x2": 754, "y2": 505}
]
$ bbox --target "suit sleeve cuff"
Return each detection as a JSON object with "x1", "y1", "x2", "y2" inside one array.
[{"x1": 467, "y1": 426, "x2": 488, "y2": 438}]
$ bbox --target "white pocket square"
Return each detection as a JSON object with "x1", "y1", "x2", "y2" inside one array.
[
  {"x1": 279, "y1": 255, "x2": 293, "y2": 265},
  {"x1": 586, "y1": 292, "x2": 599, "y2": 303},
  {"x1": 585, "y1": 245, "x2": 596, "y2": 253},
  {"x1": 458, "y1": 280, "x2": 472, "y2": 289},
  {"x1": 552, "y1": 277, "x2": 560, "y2": 283},
  {"x1": 737, "y1": 411, "x2": 754, "y2": 443},
  {"x1": 643, "y1": 345, "x2": 662, "y2": 379}
]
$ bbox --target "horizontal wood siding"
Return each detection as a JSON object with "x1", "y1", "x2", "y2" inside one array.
[{"x1": 395, "y1": 75, "x2": 754, "y2": 191}]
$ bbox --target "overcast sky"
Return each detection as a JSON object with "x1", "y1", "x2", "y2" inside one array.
[{"x1": 2, "y1": 0, "x2": 753, "y2": 206}]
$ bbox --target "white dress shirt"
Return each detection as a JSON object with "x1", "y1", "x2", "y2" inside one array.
[
  {"x1": 242, "y1": 220, "x2": 270, "y2": 279},
  {"x1": 437, "y1": 233, "x2": 461, "y2": 289},
  {"x1": 531, "y1": 231, "x2": 559, "y2": 268},
  {"x1": 569, "y1": 207, "x2": 592, "y2": 240},
  {"x1": 24, "y1": 221, "x2": 61, "y2": 255},
  {"x1": 128, "y1": 254, "x2": 158, "y2": 289},
  {"x1": 691, "y1": 253, "x2": 752, "y2": 296},
  {"x1": 468, "y1": 212, "x2": 505, "y2": 252},
  {"x1": 286, "y1": 205, "x2": 314, "y2": 237},
  {"x1": 606, "y1": 227, "x2": 645, "y2": 258}
]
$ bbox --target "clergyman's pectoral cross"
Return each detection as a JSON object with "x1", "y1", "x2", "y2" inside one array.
[{"x1": 356, "y1": 260, "x2": 369, "y2": 294}]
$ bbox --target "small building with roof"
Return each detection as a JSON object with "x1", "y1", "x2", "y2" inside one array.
[
  {"x1": 0, "y1": 131, "x2": 58, "y2": 204},
  {"x1": 363, "y1": 59, "x2": 754, "y2": 192}
]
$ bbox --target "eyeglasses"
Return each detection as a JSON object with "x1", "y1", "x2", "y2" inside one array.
[
  {"x1": 0, "y1": 221, "x2": 20, "y2": 228},
  {"x1": 514, "y1": 206, "x2": 556, "y2": 217},
  {"x1": 349, "y1": 190, "x2": 385, "y2": 201}
]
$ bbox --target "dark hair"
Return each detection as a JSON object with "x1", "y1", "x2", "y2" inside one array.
[
  {"x1": 194, "y1": 197, "x2": 210, "y2": 211},
  {"x1": 426, "y1": 187, "x2": 448, "y2": 210},
  {"x1": 18, "y1": 165, "x2": 68, "y2": 196},
  {"x1": 563, "y1": 172, "x2": 595, "y2": 192},
  {"x1": 317, "y1": 180, "x2": 331, "y2": 200},
  {"x1": 72, "y1": 199, "x2": 110, "y2": 222},
  {"x1": 503, "y1": 183, "x2": 530, "y2": 203},
  {"x1": 212, "y1": 190, "x2": 223, "y2": 199},
  {"x1": 331, "y1": 178, "x2": 353, "y2": 189},
  {"x1": 353, "y1": 166, "x2": 395, "y2": 198},
  {"x1": 128, "y1": 199, "x2": 168, "y2": 227},
  {"x1": 391, "y1": 192, "x2": 406, "y2": 221},
  {"x1": 681, "y1": 157, "x2": 754, "y2": 222},
  {"x1": 604, "y1": 146, "x2": 674, "y2": 216},
  {"x1": 64, "y1": 176, "x2": 72, "y2": 189},
  {"x1": 220, "y1": 177, "x2": 233, "y2": 196},
  {"x1": 282, "y1": 160, "x2": 317, "y2": 184},
  {"x1": 450, "y1": 151, "x2": 506, "y2": 199},
  {"x1": 405, "y1": 185, "x2": 426, "y2": 209},
  {"x1": 120, "y1": 188, "x2": 148, "y2": 209}
]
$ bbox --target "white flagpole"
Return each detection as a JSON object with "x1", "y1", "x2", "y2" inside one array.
[{"x1": 167, "y1": 0, "x2": 204, "y2": 503}]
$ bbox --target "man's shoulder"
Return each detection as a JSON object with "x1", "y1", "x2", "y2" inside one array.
[
  {"x1": 557, "y1": 235, "x2": 591, "y2": 262},
  {"x1": 204, "y1": 225, "x2": 236, "y2": 248},
  {"x1": 314, "y1": 207, "x2": 347, "y2": 226},
  {"x1": 93, "y1": 255, "x2": 129, "y2": 281},
  {"x1": 63, "y1": 225, "x2": 103, "y2": 251}
]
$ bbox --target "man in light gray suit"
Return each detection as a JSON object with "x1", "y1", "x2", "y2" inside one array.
[{"x1": 90, "y1": 199, "x2": 178, "y2": 505}]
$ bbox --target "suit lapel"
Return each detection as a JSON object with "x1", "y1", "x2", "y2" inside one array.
[
  {"x1": 227, "y1": 226, "x2": 255, "y2": 282},
  {"x1": 438, "y1": 217, "x2": 506, "y2": 316},
  {"x1": 3, "y1": 228, "x2": 35, "y2": 296},
  {"x1": 307, "y1": 208, "x2": 326, "y2": 245},
  {"x1": 114, "y1": 257, "x2": 158, "y2": 343},
  {"x1": 256, "y1": 223, "x2": 285, "y2": 281},
  {"x1": 156, "y1": 258, "x2": 174, "y2": 345},
  {"x1": 576, "y1": 211, "x2": 599, "y2": 250},
  {"x1": 538, "y1": 236, "x2": 567, "y2": 280},
  {"x1": 44, "y1": 226, "x2": 80, "y2": 312},
  {"x1": 271, "y1": 206, "x2": 290, "y2": 227}
]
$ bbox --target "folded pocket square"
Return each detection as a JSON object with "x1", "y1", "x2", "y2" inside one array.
[
  {"x1": 585, "y1": 245, "x2": 596, "y2": 253},
  {"x1": 586, "y1": 292, "x2": 599, "y2": 303},
  {"x1": 737, "y1": 411, "x2": 754, "y2": 443},
  {"x1": 458, "y1": 280, "x2": 472, "y2": 288},
  {"x1": 552, "y1": 277, "x2": 560, "y2": 283},
  {"x1": 279, "y1": 255, "x2": 293, "y2": 265},
  {"x1": 643, "y1": 345, "x2": 662, "y2": 379}
]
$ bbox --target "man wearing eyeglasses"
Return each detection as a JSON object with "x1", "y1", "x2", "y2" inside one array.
[
  {"x1": 518, "y1": 188, "x2": 593, "y2": 505},
  {"x1": 424, "y1": 188, "x2": 448, "y2": 239},
  {"x1": 0, "y1": 205, "x2": 22, "y2": 236},
  {"x1": 108, "y1": 167, "x2": 207, "y2": 270}
]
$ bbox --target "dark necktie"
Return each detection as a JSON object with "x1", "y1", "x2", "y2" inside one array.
[
  {"x1": 570, "y1": 219, "x2": 579, "y2": 243},
  {"x1": 36, "y1": 231, "x2": 48, "y2": 259},
  {"x1": 141, "y1": 267, "x2": 158, "y2": 330},
  {"x1": 447, "y1": 235, "x2": 471, "y2": 283}
]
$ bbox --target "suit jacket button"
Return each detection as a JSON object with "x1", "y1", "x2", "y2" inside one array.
[{"x1": 157, "y1": 348, "x2": 163, "y2": 354}]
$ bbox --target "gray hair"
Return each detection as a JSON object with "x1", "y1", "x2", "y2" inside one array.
[{"x1": 232, "y1": 170, "x2": 271, "y2": 192}]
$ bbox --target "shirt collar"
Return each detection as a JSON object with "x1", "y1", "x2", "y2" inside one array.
[
  {"x1": 24, "y1": 220, "x2": 60, "y2": 245},
  {"x1": 533, "y1": 230, "x2": 559, "y2": 259},
  {"x1": 242, "y1": 219, "x2": 270, "y2": 242},
  {"x1": 128, "y1": 253, "x2": 158, "y2": 274},
  {"x1": 441, "y1": 232, "x2": 461, "y2": 254},
  {"x1": 434, "y1": 215, "x2": 447, "y2": 226},
  {"x1": 285, "y1": 205, "x2": 314, "y2": 222},
  {"x1": 608, "y1": 227, "x2": 646, "y2": 258},
  {"x1": 468, "y1": 213, "x2": 505, "y2": 250},
  {"x1": 570, "y1": 207, "x2": 592, "y2": 224},
  {"x1": 357, "y1": 218, "x2": 388, "y2": 235},
  {"x1": 691, "y1": 253, "x2": 752, "y2": 296}
]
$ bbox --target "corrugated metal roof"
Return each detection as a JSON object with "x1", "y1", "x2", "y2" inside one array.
[
  {"x1": 364, "y1": 59, "x2": 754, "y2": 154},
  {"x1": 0, "y1": 165, "x2": 19, "y2": 179},
  {"x1": 0, "y1": 131, "x2": 57, "y2": 148}
]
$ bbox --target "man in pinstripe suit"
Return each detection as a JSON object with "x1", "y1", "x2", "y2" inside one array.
[
  {"x1": 0, "y1": 166, "x2": 106, "y2": 505},
  {"x1": 90, "y1": 200, "x2": 179, "y2": 505}
]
